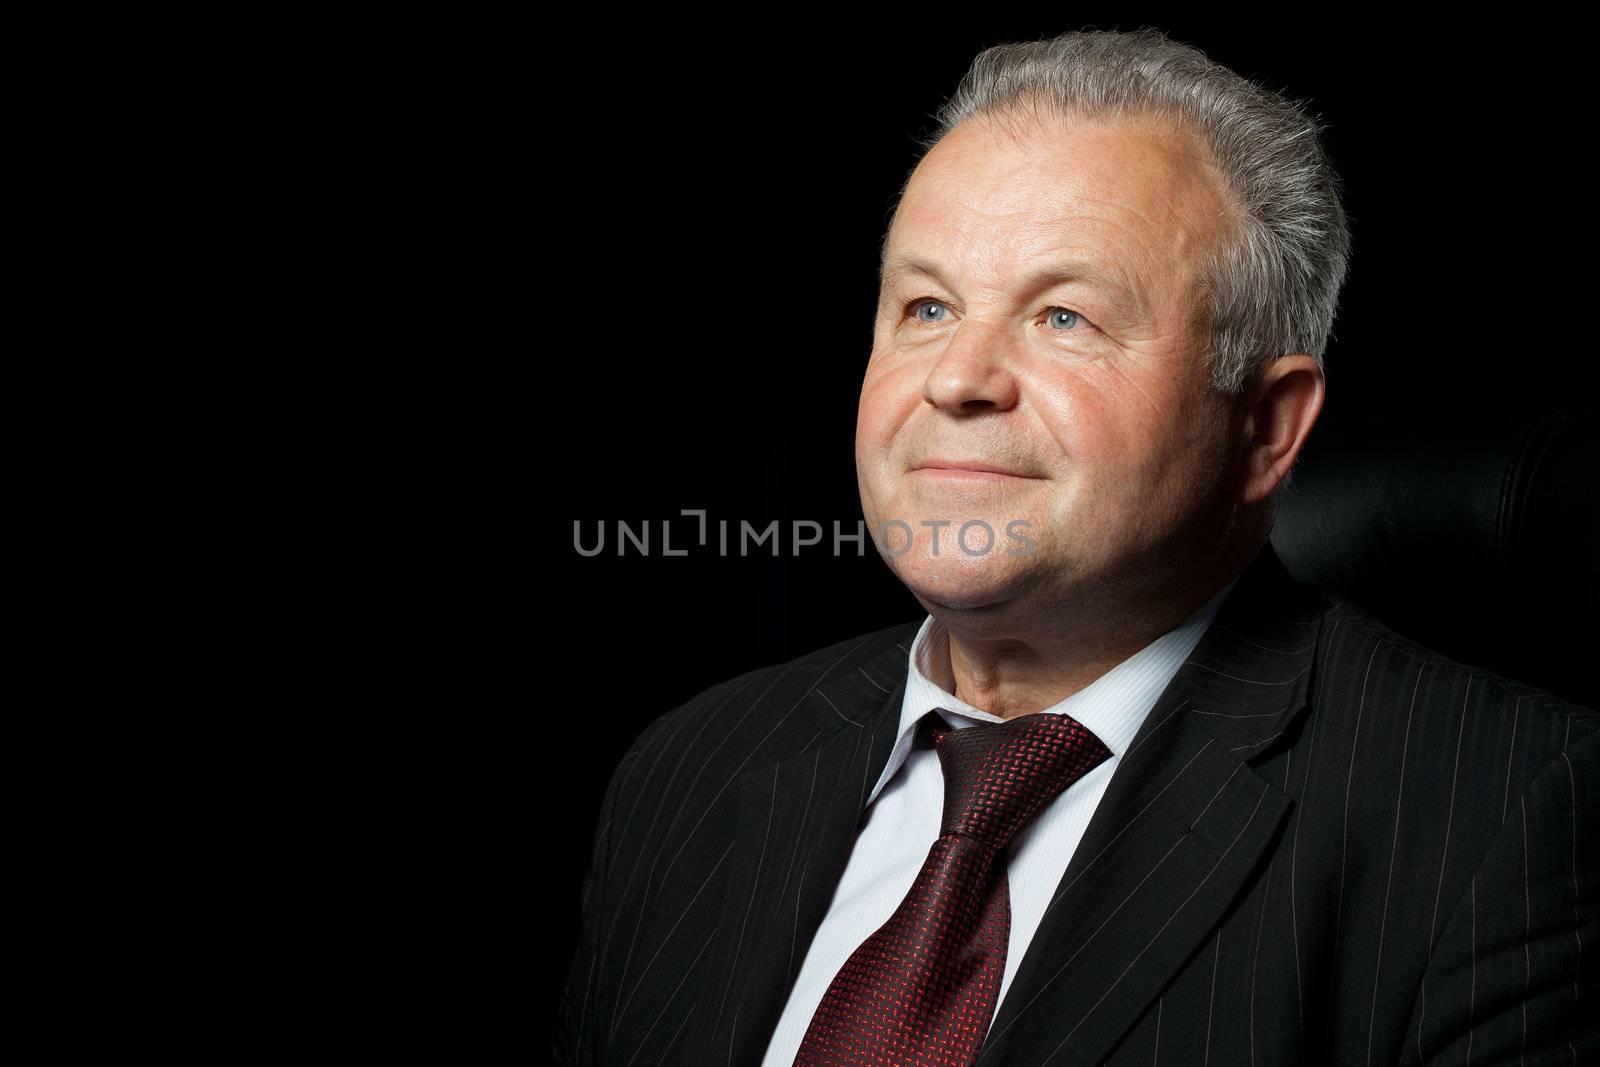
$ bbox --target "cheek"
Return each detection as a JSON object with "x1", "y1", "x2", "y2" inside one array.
[
  {"x1": 1028, "y1": 370, "x2": 1140, "y2": 470},
  {"x1": 854, "y1": 380, "x2": 890, "y2": 465},
  {"x1": 1033, "y1": 368, "x2": 1208, "y2": 503},
  {"x1": 856, "y1": 359, "x2": 919, "y2": 451},
  {"x1": 855, "y1": 387, "x2": 901, "y2": 512}
]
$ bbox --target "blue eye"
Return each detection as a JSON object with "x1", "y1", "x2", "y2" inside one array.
[{"x1": 905, "y1": 298, "x2": 1086, "y2": 333}]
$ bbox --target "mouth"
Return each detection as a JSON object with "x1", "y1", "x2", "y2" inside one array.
[{"x1": 912, "y1": 458, "x2": 1041, "y2": 481}]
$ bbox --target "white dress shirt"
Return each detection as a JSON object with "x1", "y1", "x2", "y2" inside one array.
[{"x1": 759, "y1": 578, "x2": 1238, "y2": 1065}]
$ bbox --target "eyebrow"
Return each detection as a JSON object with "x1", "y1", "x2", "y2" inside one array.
[{"x1": 879, "y1": 253, "x2": 1145, "y2": 320}]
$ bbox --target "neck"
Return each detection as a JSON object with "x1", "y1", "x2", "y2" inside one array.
[{"x1": 932, "y1": 536, "x2": 1261, "y2": 720}]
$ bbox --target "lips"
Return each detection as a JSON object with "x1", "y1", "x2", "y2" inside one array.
[
  {"x1": 914, "y1": 457, "x2": 1035, "y2": 478},
  {"x1": 915, "y1": 454, "x2": 1036, "y2": 479}
]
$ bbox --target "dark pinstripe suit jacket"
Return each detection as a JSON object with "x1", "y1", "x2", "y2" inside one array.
[{"x1": 556, "y1": 542, "x2": 1599, "y2": 1065}]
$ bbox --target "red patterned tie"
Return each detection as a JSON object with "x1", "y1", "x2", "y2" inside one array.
[{"x1": 793, "y1": 709, "x2": 1111, "y2": 1066}]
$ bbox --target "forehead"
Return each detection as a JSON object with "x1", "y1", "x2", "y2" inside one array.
[{"x1": 886, "y1": 110, "x2": 1233, "y2": 293}]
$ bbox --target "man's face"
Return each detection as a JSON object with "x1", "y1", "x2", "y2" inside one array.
[{"x1": 856, "y1": 110, "x2": 1245, "y2": 613}]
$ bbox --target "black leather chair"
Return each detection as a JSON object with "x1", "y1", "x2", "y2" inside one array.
[{"x1": 1270, "y1": 409, "x2": 1598, "y2": 710}]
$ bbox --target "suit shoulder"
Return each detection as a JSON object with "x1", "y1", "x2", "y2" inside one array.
[{"x1": 1319, "y1": 595, "x2": 1600, "y2": 759}]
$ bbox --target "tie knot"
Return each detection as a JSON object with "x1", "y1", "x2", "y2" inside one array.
[{"x1": 927, "y1": 710, "x2": 1111, "y2": 852}]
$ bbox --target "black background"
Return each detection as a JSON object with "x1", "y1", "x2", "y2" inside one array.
[{"x1": 544, "y1": 13, "x2": 1596, "y2": 1031}]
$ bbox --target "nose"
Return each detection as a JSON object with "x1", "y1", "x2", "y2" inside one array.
[{"x1": 921, "y1": 320, "x2": 1021, "y2": 415}]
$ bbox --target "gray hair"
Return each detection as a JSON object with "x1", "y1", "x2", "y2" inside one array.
[{"x1": 886, "y1": 27, "x2": 1352, "y2": 397}]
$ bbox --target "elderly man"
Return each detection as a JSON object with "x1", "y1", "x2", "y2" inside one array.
[{"x1": 556, "y1": 28, "x2": 1597, "y2": 1066}]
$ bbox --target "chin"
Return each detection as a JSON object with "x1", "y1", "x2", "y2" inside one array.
[{"x1": 891, "y1": 553, "x2": 1030, "y2": 612}]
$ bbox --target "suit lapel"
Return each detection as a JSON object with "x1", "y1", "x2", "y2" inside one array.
[
  {"x1": 678, "y1": 634, "x2": 910, "y2": 1065},
  {"x1": 675, "y1": 542, "x2": 1325, "y2": 1066},
  {"x1": 976, "y1": 542, "x2": 1325, "y2": 1065}
]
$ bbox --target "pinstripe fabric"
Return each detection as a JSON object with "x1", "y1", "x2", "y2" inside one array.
[
  {"x1": 555, "y1": 542, "x2": 1600, "y2": 1065},
  {"x1": 761, "y1": 578, "x2": 1235, "y2": 1065}
]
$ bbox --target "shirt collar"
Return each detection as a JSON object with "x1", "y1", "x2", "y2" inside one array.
[{"x1": 866, "y1": 575, "x2": 1240, "y2": 807}]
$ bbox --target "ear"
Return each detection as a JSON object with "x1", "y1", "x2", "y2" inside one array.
[{"x1": 1236, "y1": 354, "x2": 1324, "y2": 506}]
